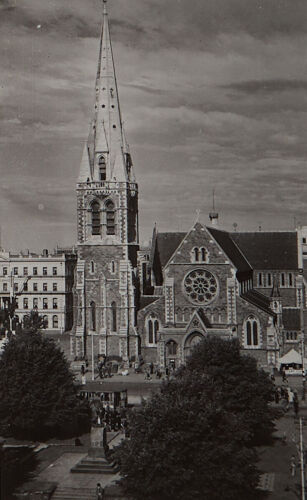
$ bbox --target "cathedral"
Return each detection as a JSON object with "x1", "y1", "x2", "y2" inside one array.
[{"x1": 70, "y1": 2, "x2": 303, "y2": 370}]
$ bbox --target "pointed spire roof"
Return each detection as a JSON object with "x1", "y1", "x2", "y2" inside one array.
[{"x1": 78, "y1": 0, "x2": 135, "y2": 183}]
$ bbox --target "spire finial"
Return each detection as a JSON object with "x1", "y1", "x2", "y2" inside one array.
[
  {"x1": 209, "y1": 188, "x2": 219, "y2": 226},
  {"x1": 103, "y1": 0, "x2": 107, "y2": 15}
]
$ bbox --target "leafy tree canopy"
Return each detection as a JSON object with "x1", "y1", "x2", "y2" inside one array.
[
  {"x1": 116, "y1": 337, "x2": 275, "y2": 500},
  {"x1": 0, "y1": 329, "x2": 90, "y2": 440}
]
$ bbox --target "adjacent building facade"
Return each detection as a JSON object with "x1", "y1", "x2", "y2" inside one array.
[{"x1": 0, "y1": 248, "x2": 76, "y2": 332}]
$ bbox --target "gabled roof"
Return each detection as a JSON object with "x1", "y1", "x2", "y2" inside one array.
[
  {"x1": 282, "y1": 308, "x2": 301, "y2": 330},
  {"x1": 241, "y1": 289, "x2": 275, "y2": 316},
  {"x1": 206, "y1": 227, "x2": 252, "y2": 273},
  {"x1": 155, "y1": 232, "x2": 186, "y2": 268},
  {"x1": 139, "y1": 296, "x2": 159, "y2": 311},
  {"x1": 231, "y1": 232, "x2": 298, "y2": 270}
]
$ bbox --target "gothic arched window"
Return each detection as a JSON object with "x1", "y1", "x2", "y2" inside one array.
[
  {"x1": 91, "y1": 201, "x2": 101, "y2": 235},
  {"x1": 105, "y1": 200, "x2": 115, "y2": 235},
  {"x1": 193, "y1": 248, "x2": 199, "y2": 262},
  {"x1": 43, "y1": 315, "x2": 49, "y2": 328},
  {"x1": 244, "y1": 316, "x2": 260, "y2": 347},
  {"x1": 201, "y1": 247, "x2": 207, "y2": 262},
  {"x1": 111, "y1": 302, "x2": 117, "y2": 332},
  {"x1": 147, "y1": 316, "x2": 159, "y2": 345},
  {"x1": 166, "y1": 340, "x2": 177, "y2": 355},
  {"x1": 98, "y1": 156, "x2": 106, "y2": 181},
  {"x1": 90, "y1": 301, "x2": 96, "y2": 331}
]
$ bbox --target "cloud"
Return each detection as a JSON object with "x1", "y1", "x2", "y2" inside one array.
[{"x1": 222, "y1": 79, "x2": 307, "y2": 94}]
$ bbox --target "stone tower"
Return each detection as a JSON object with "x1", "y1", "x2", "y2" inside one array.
[{"x1": 73, "y1": 0, "x2": 139, "y2": 362}]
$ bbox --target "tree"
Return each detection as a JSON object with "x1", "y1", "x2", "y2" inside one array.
[
  {"x1": 181, "y1": 337, "x2": 275, "y2": 445},
  {"x1": 115, "y1": 337, "x2": 275, "y2": 500},
  {"x1": 0, "y1": 329, "x2": 91, "y2": 440}
]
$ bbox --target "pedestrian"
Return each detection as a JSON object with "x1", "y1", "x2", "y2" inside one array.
[
  {"x1": 290, "y1": 455, "x2": 296, "y2": 477},
  {"x1": 96, "y1": 482, "x2": 104, "y2": 500},
  {"x1": 274, "y1": 388, "x2": 280, "y2": 404}
]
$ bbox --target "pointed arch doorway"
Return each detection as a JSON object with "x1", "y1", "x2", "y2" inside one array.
[{"x1": 184, "y1": 331, "x2": 204, "y2": 361}]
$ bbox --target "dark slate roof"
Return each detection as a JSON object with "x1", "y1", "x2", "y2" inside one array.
[
  {"x1": 241, "y1": 289, "x2": 274, "y2": 316},
  {"x1": 156, "y1": 232, "x2": 186, "y2": 268},
  {"x1": 139, "y1": 296, "x2": 159, "y2": 310},
  {"x1": 282, "y1": 308, "x2": 301, "y2": 330},
  {"x1": 206, "y1": 227, "x2": 251, "y2": 273},
  {"x1": 231, "y1": 232, "x2": 298, "y2": 270}
]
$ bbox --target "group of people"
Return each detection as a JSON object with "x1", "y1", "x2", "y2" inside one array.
[
  {"x1": 94, "y1": 404, "x2": 129, "y2": 435},
  {"x1": 274, "y1": 385, "x2": 300, "y2": 415}
]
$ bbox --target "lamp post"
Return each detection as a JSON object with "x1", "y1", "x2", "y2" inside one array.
[{"x1": 300, "y1": 292, "x2": 305, "y2": 401}]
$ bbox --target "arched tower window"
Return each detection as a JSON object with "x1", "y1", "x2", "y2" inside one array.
[
  {"x1": 105, "y1": 200, "x2": 115, "y2": 235},
  {"x1": 111, "y1": 302, "x2": 117, "y2": 332},
  {"x1": 244, "y1": 315, "x2": 260, "y2": 347},
  {"x1": 90, "y1": 301, "x2": 96, "y2": 331},
  {"x1": 91, "y1": 201, "x2": 101, "y2": 235},
  {"x1": 98, "y1": 156, "x2": 106, "y2": 181}
]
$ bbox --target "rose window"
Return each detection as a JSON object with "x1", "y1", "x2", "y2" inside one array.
[{"x1": 184, "y1": 269, "x2": 218, "y2": 304}]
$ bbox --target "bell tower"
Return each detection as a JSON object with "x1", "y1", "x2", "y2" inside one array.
[{"x1": 73, "y1": 0, "x2": 139, "y2": 362}]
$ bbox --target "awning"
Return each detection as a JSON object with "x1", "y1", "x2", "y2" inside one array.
[{"x1": 278, "y1": 348, "x2": 307, "y2": 366}]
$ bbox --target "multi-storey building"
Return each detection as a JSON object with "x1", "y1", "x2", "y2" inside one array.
[{"x1": 0, "y1": 248, "x2": 76, "y2": 332}]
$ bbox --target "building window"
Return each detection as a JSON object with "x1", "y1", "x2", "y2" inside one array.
[
  {"x1": 245, "y1": 316, "x2": 260, "y2": 347},
  {"x1": 303, "y1": 238, "x2": 306, "y2": 244},
  {"x1": 14, "y1": 283, "x2": 18, "y2": 292},
  {"x1": 267, "y1": 273, "x2": 272, "y2": 287},
  {"x1": 98, "y1": 156, "x2": 106, "y2": 181},
  {"x1": 166, "y1": 340, "x2": 177, "y2": 355},
  {"x1": 91, "y1": 200, "x2": 101, "y2": 236},
  {"x1": 43, "y1": 267, "x2": 47, "y2": 276},
  {"x1": 3, "y1": 267, "x2": 7, "y2": 276},
  {"x1": 147, "y1": 316, "x2": 159, "y2": 344},
  {"x1": 52, "y1": 267, "x2": 57, "y2": 276},
  {"x1": 43, "y1": 298, "x2": 48, "y2": 310},
  {"x1": 53, "y1": 283, "x2": 57, "y2": 292},
  {"x1": 90, "y1": 261, "x2": 95, "y2": 273},
  {"x1": 111, "y1": 261, "x2": 116, "y2": 274},
  {"x1": 24, "y1": 281, "x2": 28, "y2": 291},
  {"x1": 3, "y1": 283, "x2": 7, "y2": 292},
  {"x1": 23, "y1": 298, "x2": 28, "y2": 309},
  {"x1": 33, "y1": 283, "x2": 38, "y2": 291},
  {"x1": 33, "y1": 298, "x2": 38, "y2": 309},
  {"x1": 52, "y1": 315, "x2": 58, "y2": 328},
  {"x1": 43, "y1": 315, "x2": 49, "y2": 328},
  {"x1": 288, "y1": 273, "x2": 293, "y2": 287},
  {"x1": 33, "y1": 267, "x2": 38, "y2": 275},
  {"x1": 193, "y1": 248, "x2": 199, "y2": 262},
  {"x1": 106, "y1": 200, "x2": 115, "y2": 235},
  {"x1": 23, "y1": 267, "x2": 28, "y2": 276},
  {"x1": 176, "y1": 307, "x2": 182, "y2": 323},
  {"x1": 280, "y1": 273, "x2": 285, "y2": 287},
  {"x1": 13, "y1": 267, "x2": 18, "y2": 276},
  {"x1": 111, "y1": 302, "x2": 117, "y2": 332},
  {"x1": 201, "y1": 247, "x2": 208, "y2": 262},
  {"x1": 257, "y1": 273, "x2": 263, "y2": 287},
  {"x1": 43, "y1": 283, "x2": 48, "y2": 291},
  {"x1": 90, "y1": 301, "x2": 96, "y2": 331},
  {"x1": 286, "y1": 331, "x2": 298, "y2": 341},
  {"x1": 53, "y1": 298, "x2": 58, "y2": 309}
]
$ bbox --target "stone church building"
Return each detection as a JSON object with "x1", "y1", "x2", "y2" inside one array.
[{"x1": 71, "y1": 2, "x2": 303, "y2": 369}]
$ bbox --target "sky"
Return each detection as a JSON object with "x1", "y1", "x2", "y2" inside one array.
[{"x1": 1, "y1": 0, "x2": 307, "y2": 250}]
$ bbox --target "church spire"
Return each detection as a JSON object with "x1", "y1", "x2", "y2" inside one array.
[{"x1": 78, "y1": 0, "x2": 134, "y2": 183}]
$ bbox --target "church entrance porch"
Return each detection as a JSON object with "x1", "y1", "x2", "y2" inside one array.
[{"x1": 184, "y1": 331, "x2": 204, "y2": 362}]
